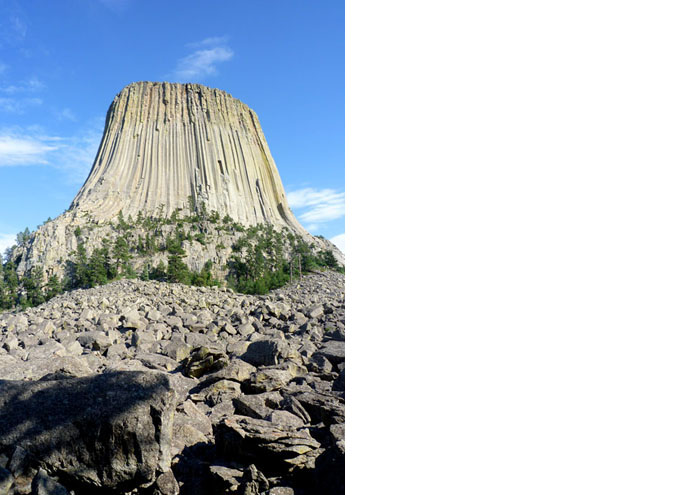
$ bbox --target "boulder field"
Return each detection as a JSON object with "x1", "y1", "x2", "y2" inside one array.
[{"x1": 0, "y1": 271, "x2": 345, "y2": 495}]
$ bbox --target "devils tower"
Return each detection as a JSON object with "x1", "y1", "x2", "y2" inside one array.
[
  {"x1": 12, "y1": 81, "x2": 342, "y2": 284},
  {"x1": 72, "y1": 81, "x2": 304, "y2": 230}
]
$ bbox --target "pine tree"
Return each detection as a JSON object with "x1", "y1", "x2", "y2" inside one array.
[
  {"x1": 16, "y1": 227, "x2": 31, "y2": 247},
  {"x1": 45, "y1": 275, "x2": 63, "y2": 300},
  {"x1": 113, "y1": 236, "x2": 131, "y2": 275},
  {"x1": 167, "y1": 251, "x2": 190, "y2": 284}
]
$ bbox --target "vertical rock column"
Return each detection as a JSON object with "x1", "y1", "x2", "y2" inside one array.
[{"x1": 70, "y1": 81, "x2": 305, "y2": 234}]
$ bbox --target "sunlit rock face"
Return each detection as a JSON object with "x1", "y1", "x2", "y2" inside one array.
[
  {"x1": 13, "y1": 82, "x2": 343, "y2": 280},
  {"x1": 71, "y1": 81, "x2": 305, "y2": 232}
]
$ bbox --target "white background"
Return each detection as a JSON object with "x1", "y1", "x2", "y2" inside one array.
[{"x1": 348, "y1": 1, "x2": 695, "y2": 493}]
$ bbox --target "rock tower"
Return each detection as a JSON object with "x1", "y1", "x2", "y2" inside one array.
[
  {"x1": 13, "y1": 82, "x2": 342, "y2": 280},
  {"x1": 72, "y1": 81, "x2": 304, "y2": 231}
]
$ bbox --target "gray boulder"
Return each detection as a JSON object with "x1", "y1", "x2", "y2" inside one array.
[
  {"x1": 197, "y1": 358, "x2": 257, "y2": 387},
  {"x1": 316, "y1": 340, "x2": 345, "y2": 365},
  {"x1": 182, "y1": 347, "x2": 229, "y2": 378},
  {"x1": 31, "y1": 468, "x2": 69, "y2": 495},
  {"x1": 242, "y1": 339, "x2": 288, "y2": 367},
  {"x1": 0, "y1": 355, "x2": 92, "y2": 381},
  {"x1": 214, "y1": 416, "x2": 323, "y2": 475},
  {"x1": 293, "y1": 390, "x2": 345, "y2": 425},
  {"x1": 0, "y1": 371, "x2": 176, "y2": 492},
  {"x1": 152, "y1": 470, "x2": 179, "y2": 495},
  {"x1": 76, "y1": 331, "x2": 111, "y2": 351},
  {"x1": 208, "y1": 465, "x2": 244, "y2": 493},
  {"x1": 233, "y1": 392, "x2": 283, "y2": 420}
]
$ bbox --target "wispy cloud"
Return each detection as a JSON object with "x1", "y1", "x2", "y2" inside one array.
[
  {"x1": 0, "y1": 13, "x2": 27, "y2": 47},
  {"x1": 55, "y1": 107, "x2": 77, "y2": 121},
  {"x1": 287, "y1": 187, "x2": 345, "y2": 225},
  {"x1": 0, "y1": 96, "x2": 42, "y2": 113},
  {"x1": 10, "y1": 16, "x2": 26, "y2": 39},
  {"x1": 330, "y1": 233, "x2": 345, "y2": 254},
  {"x1": 0, "y1": 76, "x2": 43, "y2": 94},
  {"x1": 0, "y1": 233, "x2": 16, "y2": 259},
  {"x1": 170, "y1": 37, "x2": 234, "y2": 82},
  {"x1": 0, "y1": 121, "x2": 102, "y2": 183},
  {"x1": 0, "y1": 76, "x2": 44, "y2": 113},
  {"x1": 0, "y1": 135, "x2": 56, "y2": 165}
]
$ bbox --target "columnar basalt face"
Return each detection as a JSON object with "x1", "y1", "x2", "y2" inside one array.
[
  {"x1": 71, "y1": 81, "x2": 304, "y2": 231},
  {"x1": 12, "y1": 81, "x2": 344, "y2": 282}
]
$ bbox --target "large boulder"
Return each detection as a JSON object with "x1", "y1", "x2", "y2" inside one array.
[
  {"x1": 214, "y1": 416, "x2": 323, "y2": 476},
  {"x1": 0, "y1": 355, "x2": 92, "y2": 381},
  {"x1": 182, "y1": 347, "x2": 229, "y2": 378},
  {"x1": 316, "y1": 340, "x2": 345, "y2": 365},
  {"x1": 0, "y1": 371, "x2": 176, "y2": 492},
  {"x1": 242, "y1": 338, "x2": 288, "y2": 367}
]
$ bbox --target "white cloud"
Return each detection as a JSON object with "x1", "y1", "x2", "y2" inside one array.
[
  {"x1": 287, "y1": 187, "x2": 345, "y2": 224},
  {"x1": 170, "y1": 37, "x2": 234, "y2": 82},
  {"x1": 299, "y1": 203, "x2": 345, "y2": 223},
  {"x1": 330, "y1": 233, "x2": 345, "y2": 254},
  {"x1": 0, "y1": 135, "x2": 56, "y2": 165},
  {"x1": 189, "y1": 37, "x2": 230, "y2": 49},
  {"x1": 0, "y1": 233, "x2": 15, "y2": 257},
  {"x1": 0, "y1": 121, "x2": 102, "y2": 183}
]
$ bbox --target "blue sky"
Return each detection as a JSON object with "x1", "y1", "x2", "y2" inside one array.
[{"x1": 0, "y1": 0, "x2": 345, "y2": 254}]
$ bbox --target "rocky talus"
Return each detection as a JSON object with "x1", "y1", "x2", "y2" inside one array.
[{"x1": 0, "y1": 271, "x2": 345, "y2": 495}]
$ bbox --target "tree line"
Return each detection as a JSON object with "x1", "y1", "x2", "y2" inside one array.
[{"x1": 0, "y1": 209, "x2": 343, "y2": 311}]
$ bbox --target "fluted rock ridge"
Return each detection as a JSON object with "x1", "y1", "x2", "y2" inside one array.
[{"x1": 71, "y1": 81, "x2": 303, "y2": 231}]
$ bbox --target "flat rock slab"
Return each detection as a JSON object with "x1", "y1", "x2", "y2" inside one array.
[
  {"x1": 0, "y1": 355, "x2": 93, "y2": 381},
  {"x1": 316, "y1": 340, "x2": 345, "y2": 364},
  {"x1": 214, "y1": 416, "x2": 323, "y2": 476},
  {"x1": 0, "y1": 371, "x2": 176, "y2": 492}
]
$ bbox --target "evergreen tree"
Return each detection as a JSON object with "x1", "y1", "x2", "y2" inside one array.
[
  {"x1": 117, "y1": 210, "x2": 128, "y2": 232},
  {"x1": 73, "y1": 242, "x2": 89, "y2": 289},
  {"x1": 151, "y1": 261, "x2": 168, "y2": 281},
  {"x1": 87, "y1": 246, "x2": 109, "y2": 286},
  {"x1": 319, "y1": 249, "x2": 340, "y2": 270},
  {"x1": 0, "y1": 272, "x2": 8, "y2": 310},
  {"x1": 191, "y1": 260, "x2": 218, "y2": 287},
  {"x1": 167, "y1": 251, "x2": 190, "y2": 284},
  {"x1": 113, "y1": 236, "x2": 131, "y2": 275},
  {"x1": 16, "y1": 227, "x2": 31, "y2": 247},
  {"x1": 22, "y1": 267, "x2": 45, "y2": 307},
  {"x1": 45, "y1": 275, "x2": 63, "y2": 300}
]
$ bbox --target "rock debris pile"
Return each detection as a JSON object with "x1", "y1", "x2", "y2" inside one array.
[{"x1": 0, "y1": 271, "x2": 345, "y2": 494}]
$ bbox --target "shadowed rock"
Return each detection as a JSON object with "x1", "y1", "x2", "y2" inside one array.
[
  {"x1": 214, "y1": 416, "x2": 323, "y2": 476},
  {"x1": 0, "y1": 371, "x2": 176, "y2": 492}
]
